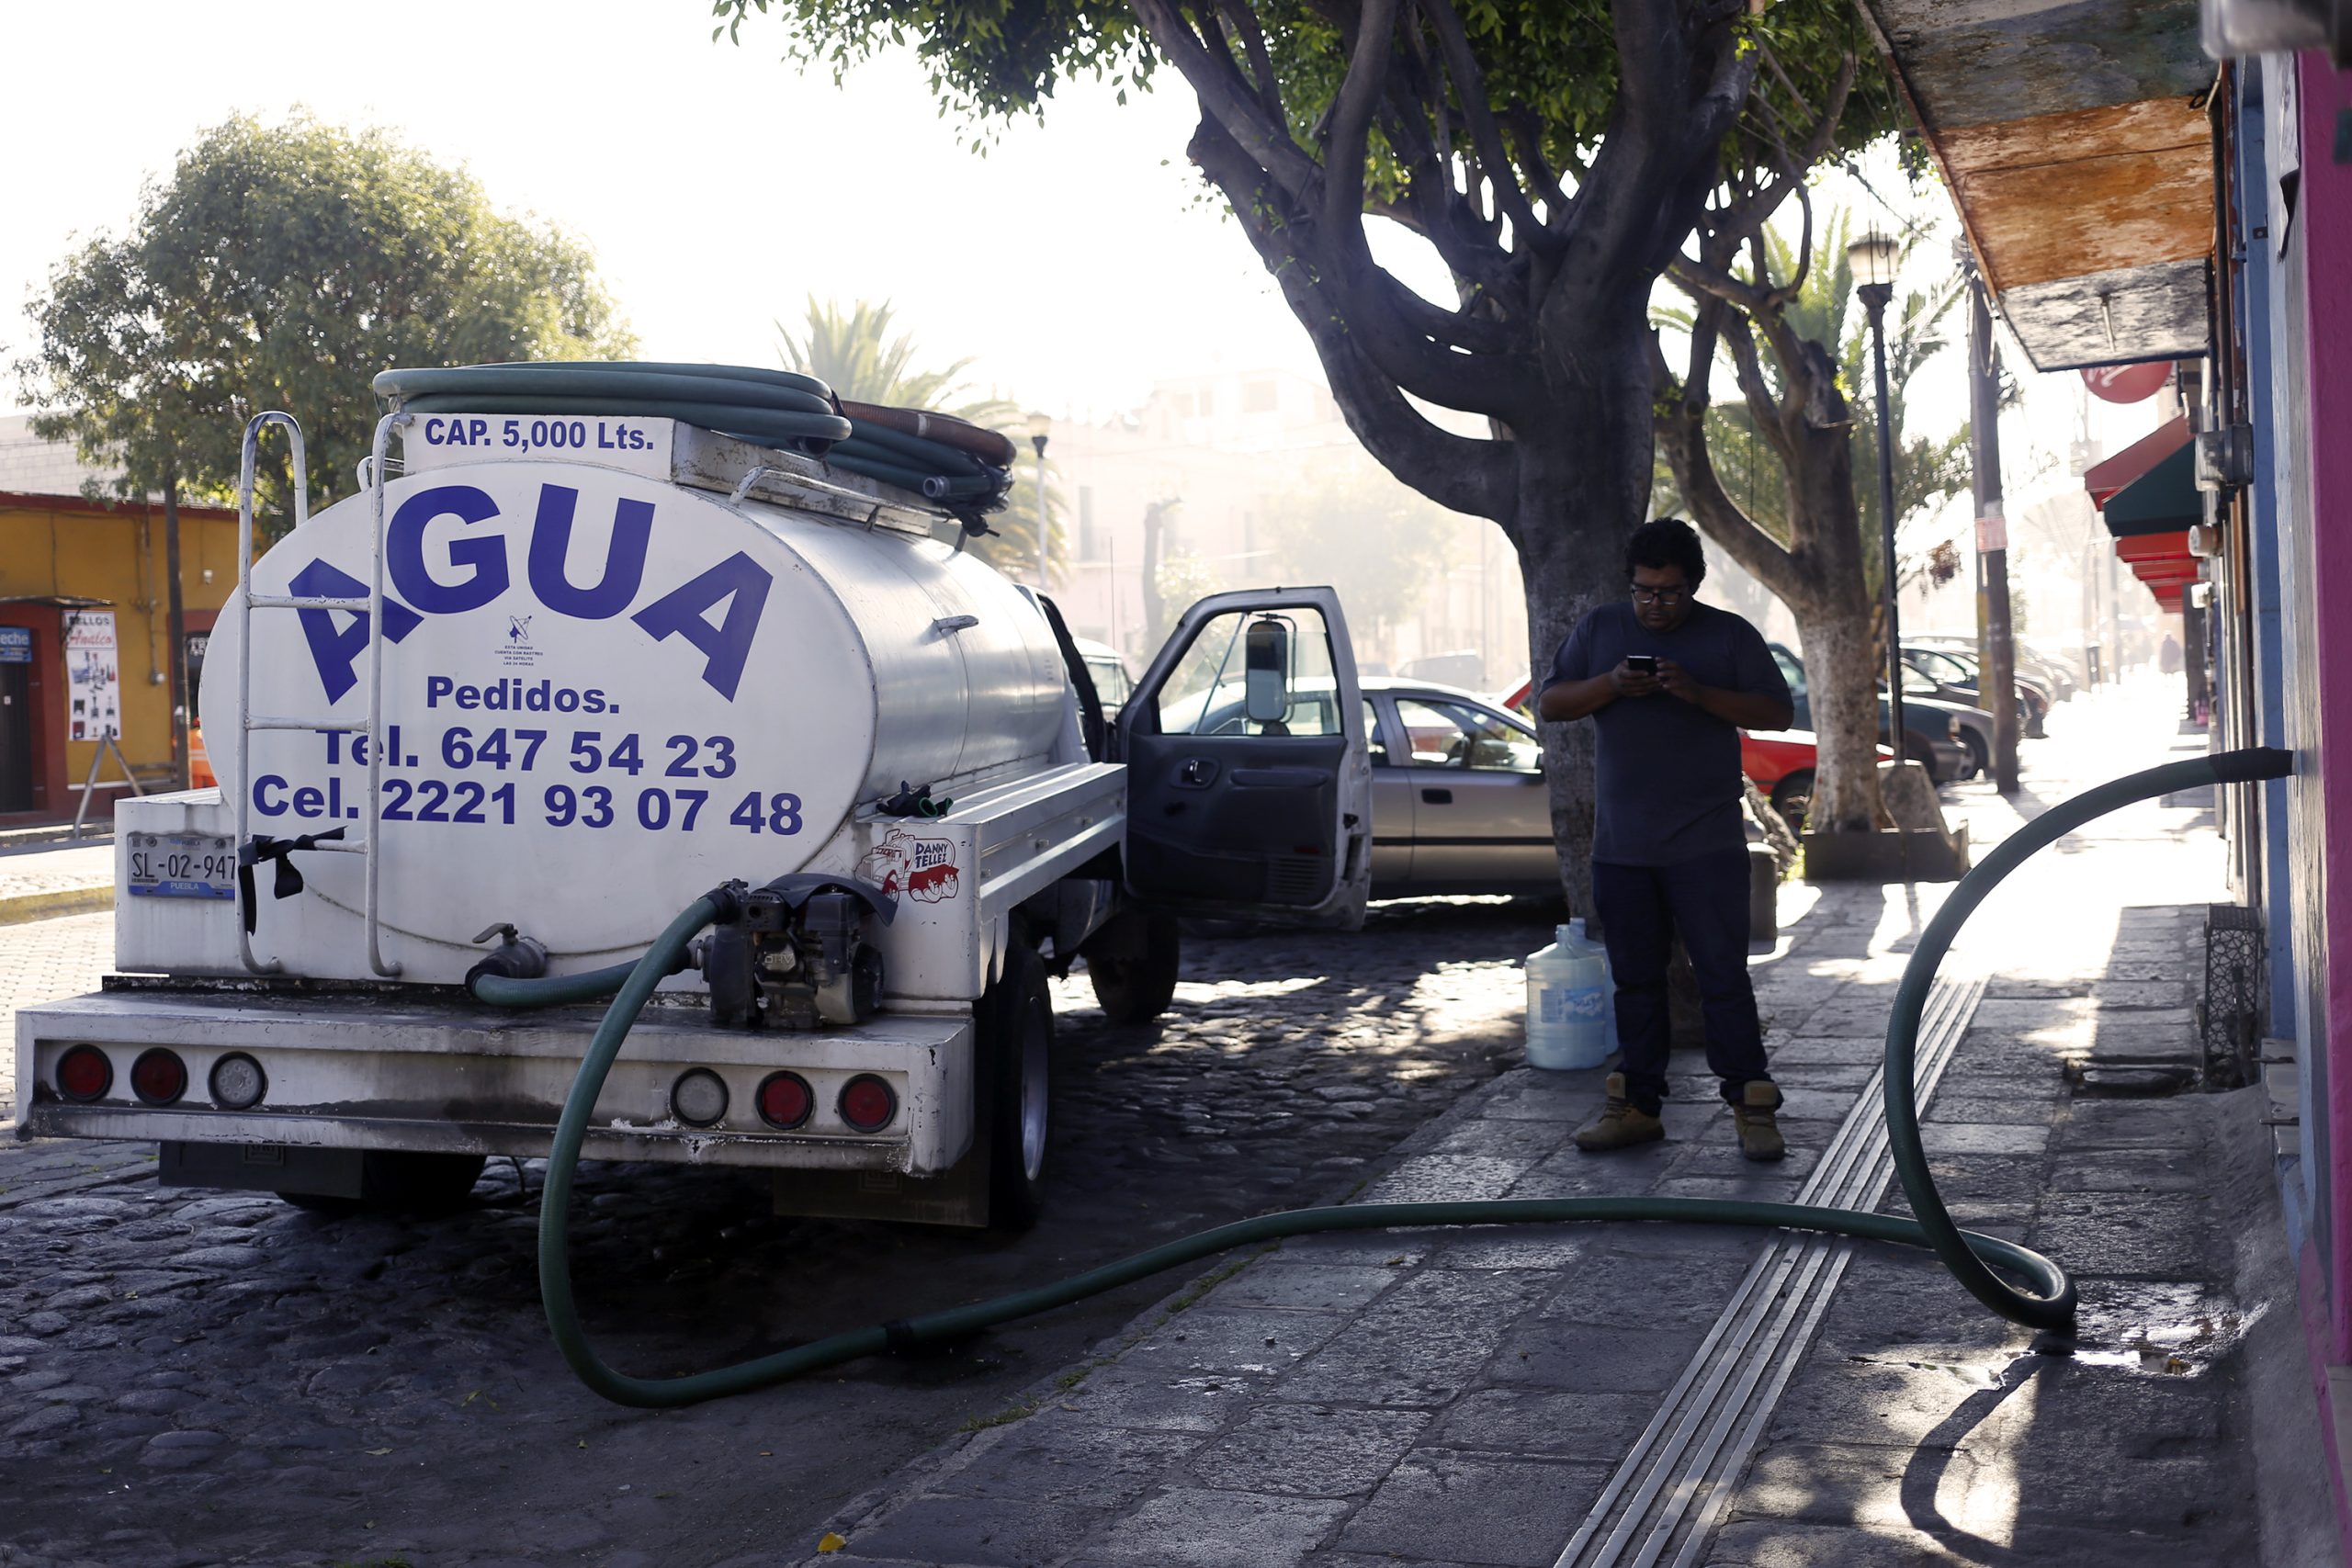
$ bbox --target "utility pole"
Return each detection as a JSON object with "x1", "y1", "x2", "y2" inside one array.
[{"x1": 1964, "y1": 263, "x2": 2020, "y2": 792}]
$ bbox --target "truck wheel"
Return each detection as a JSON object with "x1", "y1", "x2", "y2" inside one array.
[
  {"x1": 983, "y1": 943, "x2": 1054, "y2": 1231},
  {"x1": 1085, "y1": 909, "x2": 1181, "y2": 1024},
  {"x1": 278, "y1": 1152, "x2": 487, "y2": 1214},
  {"x1": 1768, "y1": 771, "x2": 1814, "y2": 835}
]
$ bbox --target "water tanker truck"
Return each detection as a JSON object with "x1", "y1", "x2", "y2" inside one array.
[{"x1": 14, "y1": 364, "x2": 1374, "y2": 1230}]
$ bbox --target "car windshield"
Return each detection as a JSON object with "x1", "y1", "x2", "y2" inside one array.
[
  {"x1": 1084, "y1": 658, "x2": 1131, "y2": 705},
  {"x1": 1159, "y1": 677, "x2": 1344, "y2": 737}
]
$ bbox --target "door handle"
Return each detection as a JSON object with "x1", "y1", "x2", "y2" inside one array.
[
  {"x1": 1179, "y1": 758, "x2": 1220, "y2": 788},
  {"x1": 1420, "y1": 788, "x2": 1453, "y2": 805}
]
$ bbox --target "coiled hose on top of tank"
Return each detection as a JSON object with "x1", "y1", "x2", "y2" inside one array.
[
  {"x1": 472, "y1": 747, "x2": 2293, "y2": 1409},
  {"x1": 372, "y1": 361, "x2": 1015, "y2": 505}
]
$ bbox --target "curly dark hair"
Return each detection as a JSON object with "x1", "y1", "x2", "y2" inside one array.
[{"x1": 1624, "y1": 518, "x2": 1707, "y2": 588}]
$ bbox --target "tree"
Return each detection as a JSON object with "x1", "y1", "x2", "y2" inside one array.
[
  {"x1": 20, "y1": 114, "x2": 633, "y2": 531},
  {"x1": 1657, "y1": 202, "x2": 1973, "y2": 834},
  {"x1": 776, "y1": 295, "x2": 1068, "y2": 581},
  {"x1": 714, "y1": 0, "x2": 1898, "y2": 910},
  {"x1": 1266, "y1": 463, "x2": 1457, "y2": 661},
  {"x1": 17, "y1": 112, "x2": 633, "y2": 781}
]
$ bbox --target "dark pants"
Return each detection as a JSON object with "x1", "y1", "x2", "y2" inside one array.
[{"x1": 1592, "y1": 848, "x2": 1771, "y2": 1114}]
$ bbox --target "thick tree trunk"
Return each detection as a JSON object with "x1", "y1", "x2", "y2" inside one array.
[
  {"x1": 1790, "y1": 596, "x2": 1882, "y2": 833},
  {"x1": 1778, "y1": 437, "x2": 1880, "y2": 837},
  {"x1": 1660, "y1": 328, "x2": 1883, "y2": 840},
  {"x1": 1512, "y1": 311, "x2": 1662, "y2": 920}
]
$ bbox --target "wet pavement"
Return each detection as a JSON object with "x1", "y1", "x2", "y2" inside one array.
[
  {"x1": 2, "y1": 675, "x2": 2332, "y2": 1567},
  {"x1": 0, "y1": 887, "x2": 1553, "y2": 1567},
  {"x1": 788, "y1": 677, "x2": 2334, "y2": 1568}
]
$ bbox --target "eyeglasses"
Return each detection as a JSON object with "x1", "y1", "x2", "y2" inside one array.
[{"x1": 1631, "y1": 585, "x2": 1688, "y2": 605}]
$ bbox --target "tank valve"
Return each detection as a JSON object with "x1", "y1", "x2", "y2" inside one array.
[{"x1": 465, "y1": 922, "x2": 550, "y2": 989}]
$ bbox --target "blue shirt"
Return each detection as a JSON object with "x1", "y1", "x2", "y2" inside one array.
[{"x1": 1547, "y1": 601, "x2": 1790, "y2": 866}]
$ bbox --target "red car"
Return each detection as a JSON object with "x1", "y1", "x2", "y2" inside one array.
[{"x1": 1497, "y1": 681, "x2": 1880, "y2": 831}]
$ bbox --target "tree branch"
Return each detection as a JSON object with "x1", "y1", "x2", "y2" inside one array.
[
  {"x1": 1132, "y1": 0, "x2": 1319, "y2": 200},
  {"x1": 1321, "y1": 0, "x2": 1399, "y2": 243},
  {"x1": 1214, "y1": 0, "x2": 1285, "y2": 121},
  {"x1": 1650, "y1": 324, "x2": 1800, "y2": 596},
  {"x1": 1416, "y1": 0, "x2": 1550, "y2": 247},
  {"x1": 1503, "y1": 104, "x2": 1572, "y2": 219},
  {"x1": 1188, "y1": 112, "x2": 1516, "y2": 525},
  {"x1": 1377, "y1": 99, "x2": 1521, "y2": 294}
]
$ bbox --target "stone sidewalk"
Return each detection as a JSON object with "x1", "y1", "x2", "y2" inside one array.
[
  {"x1": 787, "y1": 682, "x2": 2335, "y2": 1568},
  {"x1": 0, "y1": 842, "x2": 113, "y2": 926}
]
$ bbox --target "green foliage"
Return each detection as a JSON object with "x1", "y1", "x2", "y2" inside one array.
[
  {"x1": 1664, "y1": 207, "x2": 1971, "y2": 595},
  {"x1": 711, "y1": 0, "x2": 1904, "y2": 197},
  {"x1": 716, "y1": 0, "x2": 1159, "y2": 142},
  {"x1": 778, "y1": 296, "x2": 1017, "y2": 426},
  {"x1": 777, "y1": 295, "x2": 1064, "y2": 579},
  {"x1": 16, "y1": 113, "x2": 633, "y2": 532}
]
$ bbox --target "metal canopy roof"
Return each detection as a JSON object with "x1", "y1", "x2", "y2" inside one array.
[{"x1": 1856, "y1": 0, "x2": 2214, "y2": 372}]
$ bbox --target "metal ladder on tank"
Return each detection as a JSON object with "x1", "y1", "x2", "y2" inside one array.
[{"x1": 232, "y1": 410, "x2": 408, "y2": 977}]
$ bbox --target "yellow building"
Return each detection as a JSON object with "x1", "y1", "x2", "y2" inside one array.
[{"x1": 0, "y1": 416, "x2": 246, "y2": 827}]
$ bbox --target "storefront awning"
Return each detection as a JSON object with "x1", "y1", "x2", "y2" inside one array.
[
  {"x1": 2086, "y1": 417, "x2": 2201, "y2": 537},
  {"x1": 1855, "y1": 1, "x2": 2213, "y2": 372}
]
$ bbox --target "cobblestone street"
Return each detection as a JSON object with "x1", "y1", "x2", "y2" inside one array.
[
  {"x1": 0, "y1": 893, "x2": 1552, "y2": 1567},
  {"x1": 2, "y1": 678, "x2": 2324, "y2": 1568}
]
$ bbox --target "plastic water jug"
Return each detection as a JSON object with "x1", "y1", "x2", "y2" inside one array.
[{"x1": 1524, "y1": 919, "x2": 1615, "y2": 1071}]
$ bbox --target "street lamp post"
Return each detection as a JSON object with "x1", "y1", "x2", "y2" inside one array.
[
  {"x1": 1027, "y1": 412, "x2": 1052, "y2": 591},
  {"x1": 1849, "y1": 229, "x2": 1905, "y2": 766}
]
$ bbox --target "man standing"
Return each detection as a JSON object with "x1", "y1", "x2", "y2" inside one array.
[{"x1": 1537, "y1": 519, "x2": 1795, "y2": 1161}]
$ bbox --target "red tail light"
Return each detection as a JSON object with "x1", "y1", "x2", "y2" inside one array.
[
  {"x1": 56, "y1": 1046, "x2": 111, "y2": 1102},
  {"x1": 756, "y1": 1072, "x2": 814, "y2": 1131},
  {"x1": 837, "y1": 1075, "x2": 897, "y2": 1134},
  {"x1": 130, "y1": 1049, "x2": 187, "y2": 1106}
]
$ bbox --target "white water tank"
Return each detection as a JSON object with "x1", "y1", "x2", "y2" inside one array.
[{"x1": 202, "y1": 455, "x2": 1069, "y2": 964}]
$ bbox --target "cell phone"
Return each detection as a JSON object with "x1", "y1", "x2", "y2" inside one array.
[{"x1": 1625, "y1": 654, "x2": 1659, "y2": 675}]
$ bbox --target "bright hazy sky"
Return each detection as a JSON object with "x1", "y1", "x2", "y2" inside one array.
[
  {"x1": 2, "y1": 0, "x2": 2158, "y2": 518},
  {"x1": 0, "y1": 0, "x2": 1338, "y2": 420}
]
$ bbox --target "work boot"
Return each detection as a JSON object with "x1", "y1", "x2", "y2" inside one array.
[
  {"x1": 1733, "y1": 1080, "x2": 1786, "y2": 1163},
  {"x1": 1574, "y1": 1073, "x2": 1665, "y2": 1153}
]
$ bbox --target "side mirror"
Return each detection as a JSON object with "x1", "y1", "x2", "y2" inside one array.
[{"x1": 1243, "y1": 618, "x2": 1291, "y2": 726}]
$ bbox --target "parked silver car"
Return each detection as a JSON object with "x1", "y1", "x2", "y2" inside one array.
[{"x1": 1159, "y1": 675, "x2": 1559, "y2": 897}]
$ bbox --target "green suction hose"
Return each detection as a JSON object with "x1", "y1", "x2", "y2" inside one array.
[
  {"x1": 505, "y1": 747, "x2": 2290, "y2": 1409},
  {"x1": 373, "y1": 362, "x2": 1014, "y2": 506}
]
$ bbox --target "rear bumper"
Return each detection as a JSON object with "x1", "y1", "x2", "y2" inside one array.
[{"x1": 13, "y1": 985, "x2": 973, "y2": 1176}]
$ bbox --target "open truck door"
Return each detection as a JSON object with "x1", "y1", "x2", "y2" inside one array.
[{"x1": 1116, "y1": 588, "x2": 1371, "y2": 927}]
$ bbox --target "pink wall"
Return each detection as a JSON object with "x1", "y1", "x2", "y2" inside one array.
[{"x1": 2307, "y1": 52, "x2": 2352, "y2": 1359}]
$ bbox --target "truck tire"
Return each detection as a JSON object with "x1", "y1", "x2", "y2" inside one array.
[
  {"x1": 983, "y1": 943, "x2": 1054, "y2": 1231},
  {"x1": 1084, "y1": 909, "x2": 1181, "y2": 1024},
  {"x1": 277, "y1": 1151, "x2": 488, "y2": 1214}
]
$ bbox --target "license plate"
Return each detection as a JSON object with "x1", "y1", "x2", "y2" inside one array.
[{"x1": 127, "y1": 832, "x2": 238, "y2": 901}]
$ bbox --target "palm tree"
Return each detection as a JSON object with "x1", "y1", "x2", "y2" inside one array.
[
  {"x1": 1684, "y1": 213, "x2": 1973, "y2": 599},
  {"x1": 777, "y1": 298, "x2": 1065, "y2": 581}
]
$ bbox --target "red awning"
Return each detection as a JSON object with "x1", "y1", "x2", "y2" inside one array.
[
  {"x1": 2116, "y1": 530, "x2": 2192, "y2": 564},
  {"x1": 2086, "y1": 415, "x2": 2191, "y2": 508}
]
